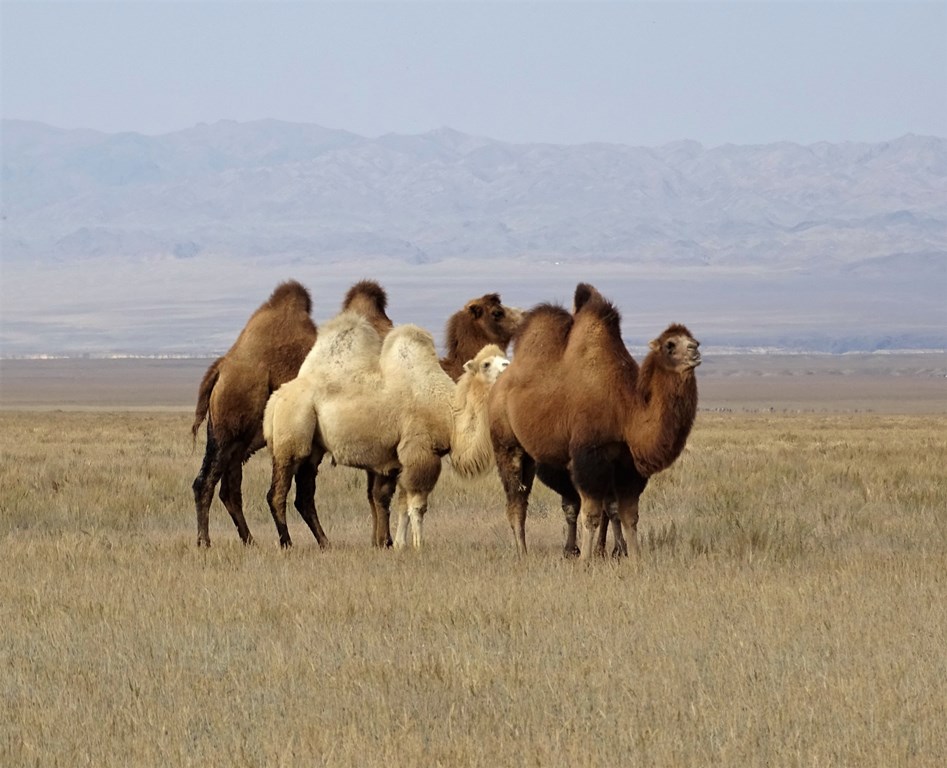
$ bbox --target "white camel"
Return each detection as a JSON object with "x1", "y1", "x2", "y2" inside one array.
[{"x1": 263, "y1": 310, "x2": 509, "y2": 549}]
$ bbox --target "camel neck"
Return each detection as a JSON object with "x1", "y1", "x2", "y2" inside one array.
[{"x1": 626, "y1": 357, "x2": 698, "y2": 476}]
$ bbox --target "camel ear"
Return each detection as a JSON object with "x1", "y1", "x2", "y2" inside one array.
[
  {"x1": 649, "y1": 338, "x2": 660, "y2": 352},
  {"x1": 468, "y1": 303, "x2": 484, "y2": 320},
  {"x1": 463, "y1": 359, "x2": 475, "y2": 374}
]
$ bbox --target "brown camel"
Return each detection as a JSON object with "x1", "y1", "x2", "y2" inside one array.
[
  {"x1": 488, "y1": 283, "x2": 701, "y2": 558},
  {"x1": 440, "y1": 293, "x2": 523, "y2": 380},
  {"x1": 190, "y1": 279, "x2": 392, "y2": 548}
]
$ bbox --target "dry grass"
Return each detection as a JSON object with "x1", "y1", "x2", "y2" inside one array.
[{"x1": 1, "y1": 410, "x2": 945, "y2": 767}]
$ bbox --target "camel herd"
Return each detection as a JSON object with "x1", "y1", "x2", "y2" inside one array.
[{"x1": 191, "y1": 279, "x2": 700, "y2": 559}]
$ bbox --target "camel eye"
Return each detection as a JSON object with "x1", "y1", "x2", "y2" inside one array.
[
  {"x1": 666, "y1": 340, "x2": 676, "y2": 352},
  {"x1": 493, "y1": 310, "x2": 504, "y2": 320}
]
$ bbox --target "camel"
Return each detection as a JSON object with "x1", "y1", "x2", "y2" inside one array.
[
  {"x1": 263, "y1": 310, "x2": 509, "y2": 549},
  {"x1": 190, "y1": 279, "x2": 392, "y2": 548},
  {"x1": 440, "y1": 293, "x2": 523, "y2": 380},
  {"x1": 488, "y1": 283, "x2": 701, "y2": 559}
]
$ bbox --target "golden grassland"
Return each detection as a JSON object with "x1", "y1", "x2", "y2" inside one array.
[{"x1": 1, "y1": 409, "x2": 946, "y2": 767}]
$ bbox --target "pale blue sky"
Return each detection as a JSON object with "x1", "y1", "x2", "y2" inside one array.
[{"x1": 2, "y1": 1, "x2": 945, "y2": 146}]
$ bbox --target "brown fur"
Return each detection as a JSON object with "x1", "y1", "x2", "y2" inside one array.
[
  {"x1": 341, "y1": 279, "x2": 394, "y2": 339},
  {"x1": 488, "y1": 283, "x2": 700, "y2": 558},
  {"x1": 440, "y1": 293, "x2": 523, "y2": 381},
  {"x1": 191, "y1": 279, "x2": 392, "y2": 548}
]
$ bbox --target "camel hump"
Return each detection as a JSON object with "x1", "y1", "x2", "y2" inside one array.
[
  {"x1": 380, "y1": 324, "x2": 442, "y2": 381},
  {"x1": 343, "y1": 280, "x2": 388, "y2": 312},
  {"x1": 572, "y1": 282, "x2": 621, "y2": 328},
  {"x1": 267, "y1": 280, "x2": 313, "y2": 315},
  {"x1": 300, "y1": 310, "x2": 383, "y2": 377},
  {"x1": 342, "y1": 280, "x2": 393, "y2": 335},
  {"x1": 381, "y1": 324, "x2": 436, "y2": 360},
  {"x1": 573, "y1": 283, "x2": 600, "y2": 313}
]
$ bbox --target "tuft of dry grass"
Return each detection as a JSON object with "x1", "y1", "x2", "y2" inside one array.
[{"x1": 1, "y1": 410, "x2": 945, "y2": 766}]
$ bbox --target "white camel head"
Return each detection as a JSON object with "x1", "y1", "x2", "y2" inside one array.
[{"x1": 463, "y1": 344, "x2": 511, "y2": 385}]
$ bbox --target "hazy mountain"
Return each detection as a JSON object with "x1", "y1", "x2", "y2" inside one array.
[{"x1": 1, "y1": 119, "x2": 945, "y2": 356}]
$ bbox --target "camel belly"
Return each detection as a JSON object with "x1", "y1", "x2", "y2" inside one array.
[
  {"x1": 316, "y1": 401, "x2": 399, "y2": 472},
  {"x1": 507, "y1": 407, "x2": 572, "y2": 466}
]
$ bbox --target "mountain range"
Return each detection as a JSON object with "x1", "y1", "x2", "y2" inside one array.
[{"x1": 1, "y1": 119, "x2": 945, "y2": 356}]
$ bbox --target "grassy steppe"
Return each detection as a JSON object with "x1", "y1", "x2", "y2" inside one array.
[{"x1": 1, "y1": 411, "x2": 945, "y2": 766}]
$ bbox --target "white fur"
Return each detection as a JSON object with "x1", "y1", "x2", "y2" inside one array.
[{"x1": 264, "y1": 321, "x2": 509, "y2": 549}]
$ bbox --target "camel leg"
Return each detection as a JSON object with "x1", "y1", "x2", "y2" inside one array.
[
  {"x1": 607, "y1": 500, "x2": 628, "y2": 557},
  {"x1": 613, "y1": 496, "x2": 641, "y2": 559},
  {"x1": 219, "y1": 456, "x2": 254, "y2": 545},
  {"x1": 537, "y1": 464, "x2": 581, "y2": 557},
  {"x1": 294, "y1": 457, "x2": 328, "y2": 549},
  {"x1": 192, "y1": 422, "x2": 222, "y2": 547},
  {"x1": 395, "y1": 453, "x2": 441, "y2": 550},
  {"x1": 577, "y1": 494, "x2": 607, "y2": 561},
  {"x1": 596, "y1": 507, "x2": 610, "y2": 556},
  {"x1": 266, "y1": 455, "x2": 299, "y2": 549},
  {"x1": 393, "y1": 485, "x2": 410, "y2": 550},
  {"x1": 595, "y1": 499, "x2": 626, "y2": 557},
  {"x1": 572, "y1": 446, "x2": 618, "y2": 560},
  {"x1": 368, "y1": 470, "x2": 398, "y2": 548},
  {"x1": 612, "y1": 470, "x2": 647, "y2": 559},
  {"x1": 404, "y1": 490, "x2": 431, "y2": 549},
  {"x1": 495, "y1": 446, "x2": 535, "y2": 555}
]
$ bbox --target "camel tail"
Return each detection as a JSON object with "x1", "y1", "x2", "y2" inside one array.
[{"x1": 191, "y1": 357, "x2": 223, "y2": 440}]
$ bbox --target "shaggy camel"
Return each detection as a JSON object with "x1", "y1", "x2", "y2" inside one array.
[
  {"x1": 190, "y1": 279, "x2": 392, "y2": 547},
  {"x1": 440, "y1": 293, "x2": 523, "y2": 380},
  {"x1": 488, "y1": 283, "x2": 700, "y2": 558},
  {"x1": 263, "y1": 311, "x2": 509, "y2": 549}
]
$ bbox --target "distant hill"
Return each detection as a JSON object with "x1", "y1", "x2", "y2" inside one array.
[{"x1": 1, "y1": 119, "x2": 945, "y2": 356}]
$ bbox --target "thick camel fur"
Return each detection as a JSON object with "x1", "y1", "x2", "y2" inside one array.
[
  {"x1": 191, "y1": 280, "x2": 317, "y2": 547},
  {"x1": 263, "y1": 314, "x2": 509, "y2": 549},
  {"x1": 440, "y1": 293, "x2": 523, "y2": 380},
  {"x1": 190, "y1": 279, "x2": 392, "y2": 547},
  {"x1": 447, "y1": 344, "x2": 510, "y2": 479},
  {"x1": 488, "y1": 283, "x2": 700, "y2": 559}
]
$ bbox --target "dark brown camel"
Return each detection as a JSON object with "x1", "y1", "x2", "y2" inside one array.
[
  {"x1": 191, "y1": 279, "x2": 393, "y2": 548},
  {"x1": 488, "y1": 283, "x2": 701, "y2": 558},
  {"x1": 440, "y1": 293, "x2": 523, "y2": 380}
]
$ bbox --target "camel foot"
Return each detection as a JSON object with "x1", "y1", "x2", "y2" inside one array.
[{"x1": 563, "y1": 545, "x2": 580, "y2": 558}]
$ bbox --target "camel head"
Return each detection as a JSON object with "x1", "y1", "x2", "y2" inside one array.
[
  {"x1": 463, "y1": 293, "x2": 523, "y2": 348},
  {"x1": 462, "y1": 344, "x2": 511, "y2": 385},
  {"x1": 648, "y1": 324, "x2": 701, "y2": 373}
]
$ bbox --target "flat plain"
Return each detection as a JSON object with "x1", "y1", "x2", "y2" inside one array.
[{"x1": 1, "y1": 355, "x2": 945, "y2": 766}]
